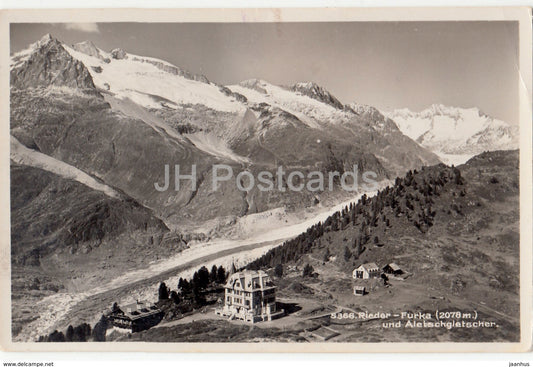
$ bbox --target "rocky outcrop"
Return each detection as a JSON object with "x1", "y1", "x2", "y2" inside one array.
[
  {"x1": 218, "y1": 85, "x2": 247, "y2": 103},
  {"x1": 110, "y1": 48, "x2": 128, "y2": 60},
  {"x1": 10, "y1": 34, "x2": 96, "y2": 91},
  {"x1": 289, "y1": 81, "x2": 345, "y2": 110},
  {"x1": 239, "y1": 79, "x2": 268, "y2": 94},
  {"x1": 72, "y1": 40, "x2": 110, "y2": 63}
]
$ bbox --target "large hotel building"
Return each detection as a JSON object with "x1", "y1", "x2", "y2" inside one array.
[{"x1": 216, "y1": 269, "x2": 284, "y2": 323}]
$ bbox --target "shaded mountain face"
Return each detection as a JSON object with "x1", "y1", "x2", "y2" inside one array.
[
  {"x1": 384, "y1": 104, "x2": 519, "y2": 165},
  {"x1": 10, "y1": 163, "x2": 182, "y2": 340},
  {"x1": 10, "y1": 34, "x2": 440, "y2": 230},
  {"x1": 11, "y1": 34, "x2": 96, "y2": 91},
  {"x1": 11, "y1": 164, "x2": 169, "y2": 266}
]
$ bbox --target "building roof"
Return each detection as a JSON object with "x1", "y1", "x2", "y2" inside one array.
[
  {"x1": 225, "y1": 270, "x2": 275, "y2": 291},
  {"x1": 115, "y1": 301, "x2": 162, "y2": 321},
  {"x1": 228, "y1": 262, "x2": 237, "y2": 276},
  {"x1": 357, "y1": 262, "x2": 379, "y2": 272},
  {"x1": 385, "y1": 263, "x2": 401, "y2": 271}
]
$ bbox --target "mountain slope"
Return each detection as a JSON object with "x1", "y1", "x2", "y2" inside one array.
[
  {"x1": 10, "y1": 36, "x2": 240, "y2": 226},
  {"x1": 10, "y1": 135, "x2": 120, "y2": 199},
  {"x1": 385, "y1": 104, "x2": 519, "y2": 165},
  {"x1": 11, "y1": 34, "x2": 444, "y2": 227},
  {"x1": 248, "y1": 150, "x2": 519, "y2": 342},
  {"x1": 228, "y1": 80, "x2": 442, "y2": 177},
  {"x1": 11, "y1": 164, "x2": 169, "y2": 266}
]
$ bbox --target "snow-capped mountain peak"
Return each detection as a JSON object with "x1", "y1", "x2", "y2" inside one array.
[
  {"x1": 229, "y1": 79, "x2": 352, "y2": 129},
  {"x1": 384, "y1": 105, "x2": 518, "y2": 165},
  {"x1": 10, "y1": 33, "x2": 59, "y2": 68},
  {"x1": 10, "y1": 34, "x2": 96, "y2": 90},
  {"x1": 62, "y1": 40, "x2": 244, "y2": 113}
]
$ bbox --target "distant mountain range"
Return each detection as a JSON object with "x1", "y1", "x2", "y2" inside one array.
[{"x1": 384, "y1": 104, "x2": 518, "y2": 165}]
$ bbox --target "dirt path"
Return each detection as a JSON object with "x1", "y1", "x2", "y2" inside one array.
[{"x1": 154, "y1": 309, "x2": 219, "y2": 328}]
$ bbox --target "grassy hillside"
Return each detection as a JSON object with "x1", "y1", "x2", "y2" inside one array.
[{"x1": 246, "y1": 150, "x2": 520, "y2": 342}]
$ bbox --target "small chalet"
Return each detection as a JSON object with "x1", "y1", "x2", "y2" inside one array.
[
  {"x1": 108, "y1": 300, "x2": 163, "y2": 333},
  {"x1": 383, "y1": 263, "x2": 403, "y2": 276},
  {"x1": 353, "y1": 285, "x2": 366, "y2": 296},
  {"x1": 353, "y1": 262, "x2": 380, "y2": 279}
]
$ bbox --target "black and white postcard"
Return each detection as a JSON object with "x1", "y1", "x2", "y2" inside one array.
[{"x1": 0, "y1": 7, "x2": 531, "y2": 353}]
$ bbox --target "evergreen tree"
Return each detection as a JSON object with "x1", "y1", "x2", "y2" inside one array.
[
  {"x1": 274, "y1": 264, "x2": 284, "y2": 278},
  {"x1": 217, "y1": 266, "x2": 227, "y2": 284},
  {"x1": 354, "y1": 238, "x2": 362, "y2": 259},
  {"x1": 92, "y1": 315, "x2": 108, "y2": 342},
  {"x1": 323, "y1": 247, "x2": 331, "y2": 262},
  {"x1": 158, "y1": 282, "x2": 169, "y2": 300},
  {"x1": 192, "y1": 272, "x2": 201, "y2": 291},
  {"x1": 302, "y1": 264, "x2": 314, "y2": 277},
  {"x1": 453, "y1": 167, "x2": 464, "y2": 185},
  {"x1": 344, "y1": 246, "x2": 352, "y2": 262},
  {"x1": 210, "y1": 265, "x2": 218, "y2": 283},
  {"x1": 72, "y1": 325, "x2": 87, "y2": 342},
  {"x1": 83, "y1": 323, "x2": 91, "y2": 339},
  {"x1": 198, "y1": 266, "x2": 210, "y2": 289},
  {"x1": 178, "y1": 278, "x2": 190, "y2": 293},
  {"x1": 170, "y1": 290, "x2": 181, "y2": 304},
  {"x1": 65, "y1": 325, "x2": 74, "y2": 342}
]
